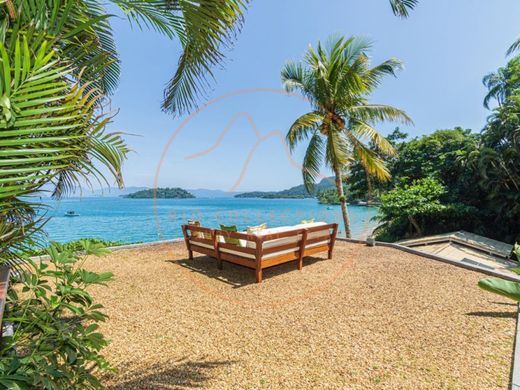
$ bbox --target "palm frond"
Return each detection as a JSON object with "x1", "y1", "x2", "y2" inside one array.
[
  {"x1": 0, "y1": 32, "x2": 129, "y2": 265},
  {"x1": 483, "y1": 69, "x2": 507, "y2": 109},
  {"x1": 349, "y1": 121, "x2": 397, "y2": 156},
  {"x1": 302, "y1": 132, "x2": 324, "y2": 194},
  {"x1": 281, "y1": 61, "x2": 307, "y2": 93},
  {"x1": 507, "y1": 37, "x2": 520, "y2": 56},
  {"x1": 365, "y1": 58, "x2": 403, "y2": 88},
  {"x1": 161, "y1": 0, "x2": 249, "y2": 116},
  {"x1": 350, "y1": 104, "x2": 413, "y2": 125},
  {"x1": 0, "y1": 34, "x2": 128, "y2": 201},
  {"x1": 389, "y1": 0, "x2": 418, "y2": 17},
  {"x1": 286, "y1": 111, "x2": 323, "y2": 151},
  {"x1": 110, "y1": 0, "x2": 181, "y2": 38},
  {"x1": 325, "y1": 129, "x2": 350, "y2": 168},
  {"x1": 0, "y1": 200, "x2": 46, "y2": 268},
  {"x1": 3, "y1": 0, "x2": 121, "y2": 96},
  {"x1": 347, "y1": 133, "x2": 392, "y2": 182}
]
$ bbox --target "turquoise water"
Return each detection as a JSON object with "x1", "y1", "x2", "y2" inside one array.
[{"x1": 41, "y1": 197, "x2": 378, "y2": 243}]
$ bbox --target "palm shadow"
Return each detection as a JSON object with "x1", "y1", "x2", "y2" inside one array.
[
  {"x1": 169, "y1": 255, "x2": 324, "y2": 288},
  {"x1": 107, "y1": 359, "x2": 235, "y2": 389},
  {"x1": 491, "y1": 301, "x2": 518, "y2": 307},
  {"x1": 466, "y1": 311, "x2": 517, "y2": 319}
]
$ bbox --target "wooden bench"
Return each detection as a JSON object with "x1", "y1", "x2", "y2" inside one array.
[{"x1": 182, "y1": 223, "x2": 338, "y2": 283}]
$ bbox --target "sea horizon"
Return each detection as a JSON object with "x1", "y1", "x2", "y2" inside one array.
[{"x1": 41, "y1": 197, "x2": 378, "y2": 244}]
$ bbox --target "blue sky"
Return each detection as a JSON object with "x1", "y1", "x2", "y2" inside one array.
[{"x1": 105, "y1": 0, "x2": 520, "y2": 192}]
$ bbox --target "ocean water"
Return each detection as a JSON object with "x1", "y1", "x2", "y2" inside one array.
[{"x1": 41, "y1": 197, "x2": 379, "y2": 243}]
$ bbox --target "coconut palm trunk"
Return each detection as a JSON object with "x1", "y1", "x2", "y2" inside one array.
[{"x1": 334, "y1": 165, "x2": 352, "y2": 238}]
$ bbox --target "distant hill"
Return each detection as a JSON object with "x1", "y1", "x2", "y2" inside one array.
[
  {"x1": 93, "y1": 186, "x2": 149, "y2": 197},
  {"x1": 187, "y1": 189, "x2": 239, "y2": 198},
  {"x1": 235, "y1": 177, "x2": 335, "y2": 199},
  {"x1": 123, "y1": 187, "x2": 195, "y2": 199},
  {"x1": 36, "y1": 186, "x2": 149, "y2": 198}
]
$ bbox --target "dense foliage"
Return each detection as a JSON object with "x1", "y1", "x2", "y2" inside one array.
[
  {"x1": 0, "y1": 241, "x2": 113, "y2": 388},
  {"x1": 317, "y1": 186, "x2": 349, "y2": 205},
  {"x1": 369, "y1": 57, "x2": 520, "y2": 243},
  {"x1": 374, "y1": 178, "x2": 478, "y2": 241},
  {"x1": 235, "y1": 177, "x2": 335, "y2": 199},
  {"x1": 124, "y1": 187, "x2": 195, "y2": 199}
]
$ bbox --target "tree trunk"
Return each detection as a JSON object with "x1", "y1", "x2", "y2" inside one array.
[
  {"x1": 408, "y1": 215, "x2": 422, "y2": 236},
  {"x1": 334, "y1": 165, "x2": 352, "y2": 238}
]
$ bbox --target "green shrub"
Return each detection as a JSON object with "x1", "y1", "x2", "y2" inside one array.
[
  {"x1": 26, "y1": 238, "x2": 127, "y2": 257},
  {"x1": 374, "y1": 177, "x2": 480, "y2": 241},
  {"x1": 0, "y1": 240, "x2": 114, "y2": 389}
]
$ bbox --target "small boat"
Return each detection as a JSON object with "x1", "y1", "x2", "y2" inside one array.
[{"x1": 64, "y1": 210, "x2": 80, "y2": 217}]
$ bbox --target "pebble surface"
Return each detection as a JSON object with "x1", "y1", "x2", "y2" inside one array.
[{"x1": 84, "y1": 241, "x2": 516, "y2": 389}]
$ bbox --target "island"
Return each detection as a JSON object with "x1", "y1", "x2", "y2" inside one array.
[
  {"x1": 122, "y1": 187, "x2": 195, "y2": 199},
  {"x1": 235, "y1": 177, "x2": 335, "y2": 199}
]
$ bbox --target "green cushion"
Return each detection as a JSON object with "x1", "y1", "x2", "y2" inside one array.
[
  {"x1": 300, "y1": 219, "x2": 315, "y2": 224},
  {"x1": 220, "y1": 224, "x2": 240, "y2": 245}
]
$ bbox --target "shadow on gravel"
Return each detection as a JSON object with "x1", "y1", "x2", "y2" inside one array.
[{"x1": 108, "y1": 359, "x2": 236, "y2": 389}]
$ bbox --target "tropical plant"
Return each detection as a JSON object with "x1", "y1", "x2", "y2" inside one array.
[
  {"x1": 482, "y1": 57, "x2": 520, "y2": 109},
  {"x1": 479, "y1": 268, "x2": 520, "y2": 302},
  {"x1": 282, "y1": 35, "x2": 411, "y2": 237},
  {"x1": 376, "y1": 177, "x2": 447, "y2": 237},
  {"x1": 391, "y1": 128, "x2": 480, "y2": 199},
  {"x1": 0, "y1": 30, "x2": 129, "y2": 266},
  {"x1": 25, "y1": 238, "x2": 127, "y2": 257},
  {"x1": 0, "y1": 240, "x2": 114, "y2": 389}
]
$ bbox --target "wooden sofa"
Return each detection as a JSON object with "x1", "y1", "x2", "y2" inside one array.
[{"x1": 182, "y1": 222, "x2": 338, "y2": 283}]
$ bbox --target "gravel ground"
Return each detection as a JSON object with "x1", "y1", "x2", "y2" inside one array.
[{"x1": 85, "y1": 241, "x2": 516, "y2": 389}]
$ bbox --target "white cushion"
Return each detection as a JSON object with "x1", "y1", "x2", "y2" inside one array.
[{"x1": 244, "y1": 222, "x2": 330, "y2": 249}]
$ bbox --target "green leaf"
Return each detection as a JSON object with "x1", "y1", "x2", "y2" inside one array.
[{"x1": 478, "y1": 278, "x2": 520, "y2": 302}]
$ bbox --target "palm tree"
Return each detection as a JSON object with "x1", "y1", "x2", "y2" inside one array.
[
  {"x1": 482, "y1": 57, "x2": 520, "y2": 109},
  {"x1": 282, "y1": 35, "x2": 412, "y2": 238}
]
